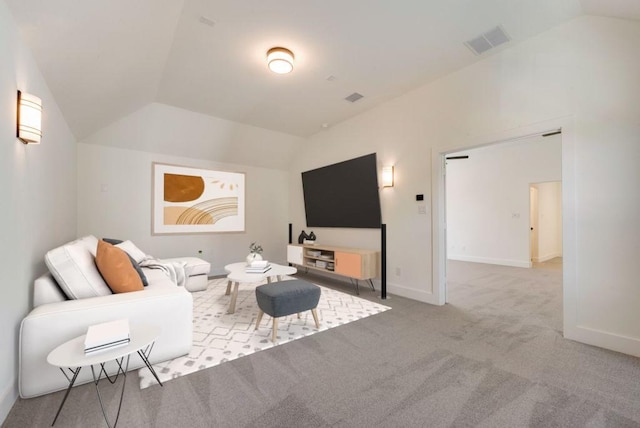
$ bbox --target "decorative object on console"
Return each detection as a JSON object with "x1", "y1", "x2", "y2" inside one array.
[
  {"x1": 152, "y1": 163, "x2": 245, "y2": 235},
  {"x1": 304, "y1": 230, "x2": 317, "y2": 244},
  {"x1": 17, "y1": 90, "x2": 42, "y2": 144},
  {"x1": 298, "y1": 230, "x2": 310, "y2": 244},
  {"x1": 246, "y1": 242, "x2": 263, "y2": 265},
  {"x1": 95, "y1": 240, "x2": 144, "y2": 294}
]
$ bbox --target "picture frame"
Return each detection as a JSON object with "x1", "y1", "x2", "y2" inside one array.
[{"x1": 152, "y1": 162, "x2": 245, "y2": 234}]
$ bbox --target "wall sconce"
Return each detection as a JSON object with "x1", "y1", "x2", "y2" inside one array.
[
  {"x1": 267, "y1": 47, "x2": 294, "y2": 74},
  {"x1": 382, "y1": 165, "x2": 394, "y2": 188},
  {"x1": 17, "y1": 90, "x2": 42, "y2": 144}
]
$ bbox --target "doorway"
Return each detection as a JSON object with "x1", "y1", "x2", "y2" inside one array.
[
  {"x1": 441, "y1": 131, "x2": 562, "y2": 304},
  {"x1": 529, "y1": 181, "x2": 563, "y2": 266}
]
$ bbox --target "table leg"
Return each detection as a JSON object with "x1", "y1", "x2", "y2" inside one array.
[
  {"x1": 90, "y1": 354, "x2": 130, "y2": 428},
  {"x1": 272, "y1": 318, "x2": 279, "y2": 343},
  {"x1": 311, "y1": 308, "x2": 321, "y2": 329},
  {"x1": 51, "y1": 367, "x2": 82, "y2": 426},
  {"x1": 225, "y1": 280, "x2": 232, "y2": 296},
  {"x1": 137, "y1": 349, "x2": 163, "y2": 387},
  {"x1": 255, "y1": 310, "x2": 264, "y2": 329},
  {"x1": 228, "y1": 282, "x2": 240, "y2": 314}
]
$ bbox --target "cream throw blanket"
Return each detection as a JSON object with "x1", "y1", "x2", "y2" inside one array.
[{"x1": 139, "y1": 257, "x2": 187, "y2": 287}]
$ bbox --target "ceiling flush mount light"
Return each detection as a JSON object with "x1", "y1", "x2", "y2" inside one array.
[
  {"x1": 267, "y1": 47, "x2": 294, "y2": 74},
  {"x1": 382, "y1": 166, "x2": 394, "y2": 188},
  {"x1": 17, "y1": 90, "x2": 42, "y2": 144}
]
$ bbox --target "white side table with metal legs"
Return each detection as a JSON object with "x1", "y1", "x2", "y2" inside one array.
[{"x1": 47, "y1": 323, "x2": 163, "y2": 427}]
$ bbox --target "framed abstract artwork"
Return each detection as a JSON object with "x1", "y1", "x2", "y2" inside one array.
[{"x1": 152, "y1": 163, "x2": 245, "y2": 234}]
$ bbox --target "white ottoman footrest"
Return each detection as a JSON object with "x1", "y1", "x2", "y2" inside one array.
[{"x1": 163, "y1": 257, "x2": 211, "y2": 292}]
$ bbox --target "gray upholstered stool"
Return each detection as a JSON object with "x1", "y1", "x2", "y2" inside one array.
[{"x1": 255, "y1": 279, "x2": 321, "y2": 342}]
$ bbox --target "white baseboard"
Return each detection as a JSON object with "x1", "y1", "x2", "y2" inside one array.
[
  {"x1": 386, "y1": 281, "x2": 435, "y2": 304},
  {"x1": 447, "y1": 254, "x2": 532, "y2": 268},
  {"x1": 0, "y1": 378, "x2": 17, "y2": 426},
  {"x1": 565, "y1": 325, "x2": 640, "y2": 358}
]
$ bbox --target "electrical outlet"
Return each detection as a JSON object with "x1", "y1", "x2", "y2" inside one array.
[{"x1": 197, "y1": 250, "x2": 203, "y2": 255}]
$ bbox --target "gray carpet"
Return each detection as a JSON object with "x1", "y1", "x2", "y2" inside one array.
[{"x1": 5, "y1": 259, "x2": 640, "y2": 427}]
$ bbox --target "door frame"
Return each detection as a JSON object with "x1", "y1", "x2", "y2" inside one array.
[
  {"x1": 430, "y1": 116, "x2": 576, "y2": 336},
  {"x1": 530, "y1": 185, "x2": 539, "y2": 263}
]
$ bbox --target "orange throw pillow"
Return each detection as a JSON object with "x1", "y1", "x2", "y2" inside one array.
[{"x1": 95, "y1": 240, "x2": 144, "y2": 293}]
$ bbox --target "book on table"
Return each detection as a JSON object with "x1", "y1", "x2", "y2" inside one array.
[
  {"x1": 84, "y1": 319, "x2": 130, "y2": 354},
  {"x1": 85, "y1": 338, "x2": 131, "y2": 354},
  {"x1": 245, "y1": 266, "x2": 272, "y2": 274},
  {"x1": 245, "y1": 262, "x2": 272, "y2": 274}
]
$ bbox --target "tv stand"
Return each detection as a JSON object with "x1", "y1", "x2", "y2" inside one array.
[{"x1": 287, "y1": 244, "x2": 378, "y2": 294}]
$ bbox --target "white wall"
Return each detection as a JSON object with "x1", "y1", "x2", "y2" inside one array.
[
  {"x1": 533, "y1": 181, "x2": 562, "y2": 262},
  {"x1": 446, "y1": 135, "x2": 561, "y2": 267},
  {"x1": 81, "y1": 102, "x2": 303, "y2": 171},
  {"x1": 289, "y1": 16, "x2": 640, "y2": 357},
  {"x1": 78, "y1": 104, "x2": 301, "y2": 274},
  {"x1": 0, "y1": 3, "x2": 77, "y2": 423}
]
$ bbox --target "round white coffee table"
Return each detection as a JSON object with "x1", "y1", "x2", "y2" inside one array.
[
  {"x1": 223, "y1": 262, "x2": 297, "y2": 314},
  {"x1": 47, "y1": 323, "x2": 162, "y2": 427}
]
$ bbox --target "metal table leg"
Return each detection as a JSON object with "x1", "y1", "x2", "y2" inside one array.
[
  {"x1": 90, "y1": 354, "x2": 130, "y2": 428},
  {"x1": 137, "y1": 344, "x2": 163, "y2": 387},
  {"x1": 51, "y1": 367, "x2": 82, "y2": 426}
]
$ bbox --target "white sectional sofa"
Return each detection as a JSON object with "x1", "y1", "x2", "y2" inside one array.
[{"x1": 19, "y1": 236, "x2": 209, "y2": 399}]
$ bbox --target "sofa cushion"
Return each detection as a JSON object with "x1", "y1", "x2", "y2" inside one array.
[
  {"x1": 96, "y1": 241, "x2": 144, "y2": 293},
  {"x1": 141, "y1": 268, "x2": 180, "y2": 290},
  {"x1": 44, "y1": 235, "x2": 112, "y2": 300},
  {"x1": 113, "y1": 240, "x2": 147, "y2": 264},
  {"x1": 96, "y1": 240, "x2": 144, "y2": 293},
  {"x1": 103, "y1": 240, "x2": 149, "y2": 286}
]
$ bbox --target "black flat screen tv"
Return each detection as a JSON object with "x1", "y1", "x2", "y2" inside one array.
[{"x1": 302, "y1": 153, "x2": 382, "y2": 228}]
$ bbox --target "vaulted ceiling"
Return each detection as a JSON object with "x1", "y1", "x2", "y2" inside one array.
[{"x1": 5, "y1": 0, "x2": 640, "y2": 140}]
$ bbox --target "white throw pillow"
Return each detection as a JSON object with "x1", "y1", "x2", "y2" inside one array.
[
  {"x1": 44, "y1": 235, "x2": 112, "y2": 299},
  {"x1": 115, "y1": 240, "x2": 147, "y2": 263}
]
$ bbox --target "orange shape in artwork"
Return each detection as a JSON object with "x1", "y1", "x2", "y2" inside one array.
[{"x1": 164, "y1": 174, "x2": 205, "y2": 202}]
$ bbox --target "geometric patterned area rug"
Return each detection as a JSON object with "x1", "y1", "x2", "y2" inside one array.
[{"x1": 138, "y1": 276, "x2": 391, "y2": 389}]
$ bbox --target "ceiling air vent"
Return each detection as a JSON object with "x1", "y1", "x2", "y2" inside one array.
[
  {"x1": 345, "y1": 92, "x2": 364, "y2": 103},
  {"x1": 465, "y1": 26, "x2": 511, "y2": 55},
  {"x1": 198, "y1": 16, "x2": 216, "y2": 27}
]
